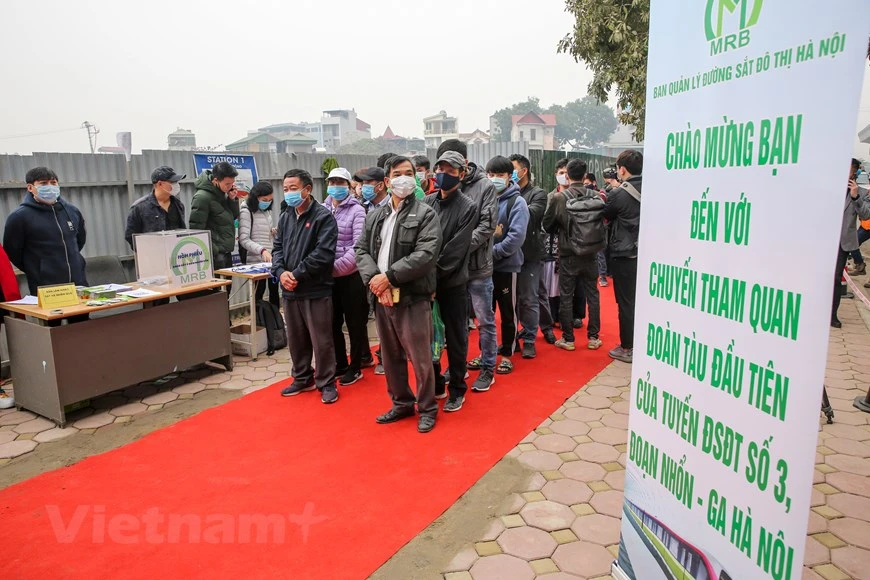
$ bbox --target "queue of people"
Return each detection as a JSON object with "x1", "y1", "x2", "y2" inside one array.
[{"x1": 0, "y1": 148, "x2": 644, "y2": 432}]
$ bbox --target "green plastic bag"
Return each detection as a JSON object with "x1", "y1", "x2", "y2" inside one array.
[{"x1": 432, "y1": 300, "x2": 446, "y2": 362}]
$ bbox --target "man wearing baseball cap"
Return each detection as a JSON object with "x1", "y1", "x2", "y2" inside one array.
[
  {"x1": 355, "y1": 167, "x2": 389, "y2": 213},
  {"x1": 125, "y1": 165, "x2": 187, "y2": 249}
]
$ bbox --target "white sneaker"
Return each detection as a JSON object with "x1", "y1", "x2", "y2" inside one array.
[{"x1": 588, "y1": 338, "x2": 603, "y2": 350}]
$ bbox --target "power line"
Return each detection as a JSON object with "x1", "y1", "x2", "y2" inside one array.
[{"x1": 0, "y1": 126, "x2": 82, "y2": 141}]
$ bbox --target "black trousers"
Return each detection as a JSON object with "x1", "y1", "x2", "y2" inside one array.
[
  {"x1": 832, "y1": 248, "x2": 849, "y2": 323},
  {"x1": 214, "y1": 252, "x2": 233, "y2": 270},
  {"x1": 332, "y1": 272, "x2": 370, "y2": 374},
  {"x1": 559, "y1": 256, "x2": 599, "y2": 343},
  {"x1": 492, "y1": 271, "x2": 518, "y2": 357},
  {"x1": 255, "y1": 277, "x2": 280, "y2": 308},
  {"x1": 611, "y1": 257, "x2": 638, "y2": 349},
  {"x1": 434, "y1": 283, "x2": 469, "y2": 397}
]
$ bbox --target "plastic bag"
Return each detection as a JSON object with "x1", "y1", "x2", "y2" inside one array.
[{"x1": 432, "y1": 300, "x2": 446, "y2": 362}]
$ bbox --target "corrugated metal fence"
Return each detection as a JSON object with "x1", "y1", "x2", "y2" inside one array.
[{"x1": 529, "y1": 150, "x2": 618, "y2": 193}]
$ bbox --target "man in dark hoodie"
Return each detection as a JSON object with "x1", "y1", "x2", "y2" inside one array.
[
  {"x1": 273, "y1": 169, "x2": 339, "y2": 404},
  {"x1": 544, "y1": 159, "x2": 605, "y2": 352},
  {"x1": 4, "y1": 166, "x2": 88, "y2": 296},
  {"x1": 510, "y1": 154, "x2": 548, "y2": 359},
  {"x1": 436, "y1": 139, "x2": 498, "y2": 393},
  {"x1": 189, "y1": 162, "x2": 239, "y2": 269},
  {"x1": 425, "y1": 151, "x2": 478, "y2": 413},
  {"x1": 602, "y1": 150, "x2": 643, "y2": 364},
  {"x1": 356, "y1": 156, "x2": 443, "y2": 433}
]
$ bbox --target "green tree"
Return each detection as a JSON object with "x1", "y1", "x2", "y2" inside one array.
[
  {"x1": 490, "y1": 97, "x2": 543, "y2": 141},
  {"x1": 548, "y1": 96, "x2": 618, "y2": 147},
  {"x1": 558, "y1": 0, "x2": 650, "y2": 141}
]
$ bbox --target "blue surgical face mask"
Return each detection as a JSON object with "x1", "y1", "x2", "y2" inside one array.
[
  {"x1": 258, "y1": 200, "x2": 272, "y2": 211},
  {"x1": 35, "y1": 184, "x2": 60, "y2": 204},
  {"x1": 361, "y1": 184, "x2": 377, "y2": 201},
  {"x1": 327, "y1": 185, "x2": 349, "y2": 201},
  {"x1": 284, "y1": 191, "x2": 303, "y2": 207},
  {"x1": 510, "y1": 170, "x2": 519, "y2": 184},
  {"x1": 489, "y1": 177, "x2": 508, "y2": 193}
]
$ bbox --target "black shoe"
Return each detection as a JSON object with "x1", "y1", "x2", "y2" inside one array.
[
  {"x1": 444, "y1": 395, "x2": 465, "y2": 412},
  {"x1": 572, "y1": 318, "x2": 584, "y2": 329},
  {"x1": 360, "y1": 356, "x2": 375, "y2": 368},
  {"x1": 336, "y1": 366, "x2": 350, "y2": 377},
  {"x1": 281, "y1": 380, "x2": 316, "y2": 396},
  {"x1": 522, "y1": 342, "x2": 536, "y2": 359},
  {"x1": 376, "y1": 408, "x2": 415, "y2": 424},
  {"x1": 339, "y1": 369, "x2": 363, "y2": 386},
  {"x1": 418, "y1": 415, "x2": 436, "y2": 433},
  {"x1": 831, "y1": 319, "x2": 842, "y2": 329},
  {"x1": 543, "y1": 329, "x2": 557, "y2": 344},
  {"x1": 320, "y1": 385, "x2": 339, "y2": 404},
  {"x1": 472, "y1": 368, "x2": 495, "y2": 392},
  {"x1": 844, "y1": 292, "x2": 855, "y2": 300},
  {"x1": 435, "y1": 388, "x2": 448, "y2": 400}
]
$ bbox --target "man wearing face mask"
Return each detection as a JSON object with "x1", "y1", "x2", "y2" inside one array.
[
  {"x1": 356, "y1": 167, "x2": 390, "y2": 214},
  {"x1": 424, "y1": 151, "x2": 478, "y2": 412},
  {"x1": 273, "y1": 169, "x2": 340, "y2": 404},
  {"x1": 190, "y1": 162, "x2": 240, "y2": 270},
  {"x1": 413, "y1": 155, "x2": 437, "y2": 195},
  {"x1": 4, "y1": 166, "x2": 89, "y2": 296},
  {"x1": 125, "y1": 166, "x2": 187, "y2": 249},
  {"x1": 355, "y1": 156, "x2": 443, "y2": 433}
]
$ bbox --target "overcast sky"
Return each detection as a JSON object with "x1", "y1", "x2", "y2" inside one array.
[{"x1": 0, "y1": 0, "x2": 598, "y2": 155}]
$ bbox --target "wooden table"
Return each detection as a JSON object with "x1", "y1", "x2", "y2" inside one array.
[
  {"x1": 214, "y1": 267, "x2": 272, "y2": 360},
  {"x1": 1, "y1": 279, "x2": 233, "y2": 426}
]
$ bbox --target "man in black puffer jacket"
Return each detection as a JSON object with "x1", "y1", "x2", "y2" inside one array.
[{"x1": 602, "y1": 149, "x2": 643, "y2": 364}]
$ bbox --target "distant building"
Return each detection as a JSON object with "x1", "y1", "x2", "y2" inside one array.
[
  {"x1": 597, "y1": 124, "x2": 645, "y2": 158},
  {"x1": 423, "y1": 111, "x2": 459, "y2": 150},
  {"x1": 168, "y1": 128, "x2": 196, "y2": 151},
  {"x1": 259, "y1": 122, "x2": 323, "y2": 148},
  {"x1": 382, "y1": 126, "x2": 426, "y2": 155},
  {"x1": 321, "y1": 109, "x2": 371, "y2": 152},
  {"x1": 278, "y1": 133, "x2": 318, "y2": 154},
  {"x1": 511, "y1": 113, "x2": 556, "y2": 150},
  {"x1": 459, "y1": 129, "x2": 490, "y2": 145},
  {"x1": 225, "y1": 132, "x2": 280, "y2": 153}
]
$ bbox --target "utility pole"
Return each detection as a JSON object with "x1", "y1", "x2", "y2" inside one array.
[{"x1": 82, "y1": 121, "x2": 100, "y2": 154}]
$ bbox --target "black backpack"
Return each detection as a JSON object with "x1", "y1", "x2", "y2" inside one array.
[
  {"x1": 565, "y1": 188, "x2": 607, "y2": 257},
  {"x1": 255, "y1": 300, "x2": 287, "y2": 354}
]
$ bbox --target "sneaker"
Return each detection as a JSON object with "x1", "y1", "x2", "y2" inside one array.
[
  {"x1": 555, "y1": 338, "x2": 576, "y2": 351},
  {"x1": 588, "y1": 337, "x2": 603, "y2": 350},
  {"x1": 849, "y1": 262, "x2": 867, "y2": 275},
  {"x1": 472, "y1": 368, "x2": 495, "y2": 392},
  {"x1": 444, "y1": 395, "x2": 465, "y2": 412},
  {"x1": 443, "y1": 369, "x2": 470, "y2": 383},
  {"x1": 321, "y1": 385, "x2": 339, "y2": 404},
  {"x1": 281, "y1": 380, "x2": 316, "y2": 396},
  {"x1": 609, "y1": 345, "x2": 633, "y2": 363},
  {"x1": 435, "y1": 388, "x2": 448, "y2": 400},
  {"x1": 522, "y1": 342, "x2": 536, "y2": 359},
  {"x1": 336, "y1": 366, "x2": 350, "y2": 377},
  {"x1": 599, "y1": 276, "x2": 609, "y2": 287},
  {"x1": 543, "y1": 329, "x2": 557, "y2": 344},
  {"x1": 572, "y1": 318, "x2": 584, "y2": 329},
  {"x1": 339, "y1": 369, "x2": 363, "y2": 386},
  {"x1": 418, "y1": 415, "x2": 436, "y2": 433},
  {"x1": 360, "y1": 356, "x2": 375, "y2": 368},
  {"x1": 374, "y1": 364, "x2": 385, "y2": 375},
  {"x1": 467, "y1": 318, "x2": 477, "y2": 330}
]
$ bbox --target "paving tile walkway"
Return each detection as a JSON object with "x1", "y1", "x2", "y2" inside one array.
[{"x1": 441, "y1": 293, "x2": 870, "y2": 580}]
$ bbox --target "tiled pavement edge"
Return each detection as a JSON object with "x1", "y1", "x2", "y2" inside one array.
[{"x1": 440, "y1": 295, "x2": 870, "y2": 580}]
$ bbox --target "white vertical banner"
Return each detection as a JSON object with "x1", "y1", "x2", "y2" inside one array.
[{"x1": 615, "y1": 2, "x2": 870, "y2": 580}]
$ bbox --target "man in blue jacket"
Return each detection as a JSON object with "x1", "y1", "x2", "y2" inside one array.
[
  {"x1": 273, "y1": 169, "x2": 339, "y2": 404},
  {"x1": 3, "y1": 167, "x2": 88, "y2": 295},
  {"x1": 487, "y1": 156, "x2": 529, "y2": 376}
]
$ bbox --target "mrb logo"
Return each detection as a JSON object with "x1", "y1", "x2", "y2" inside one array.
[
  {"x1": 705, "y1": 0, "x2": 763, "y2": 56},
  {"x1": 170, "y1": 237, "x2": 212, "y2": 284}
]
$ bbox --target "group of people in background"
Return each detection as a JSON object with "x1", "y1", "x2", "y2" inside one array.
[{"x1": 0, "y1": 144, "x2": 644, "y2": 432}]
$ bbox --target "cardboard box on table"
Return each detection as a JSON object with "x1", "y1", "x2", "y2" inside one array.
[{"x1": 133, "y1": 230, "x2": 214, "y2": 286}]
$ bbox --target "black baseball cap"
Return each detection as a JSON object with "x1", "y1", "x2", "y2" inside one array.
[
  {"x1": 151, "y1": 166, "x2": 186, "y2": 184},
  {"x1": 355, "y1": 167, "x2": 385, "y2": 182}
]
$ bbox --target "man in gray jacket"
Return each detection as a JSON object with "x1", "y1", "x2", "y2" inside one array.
[
  {"x1": 356, "y1": 156, "x2": 443, "y2": 433},
  {"x1": 436, "y1": 139, "x2": 498, "y2": 393},
  {"x1": 832, "y1": 159, "x2": 870, "y2": 328}
]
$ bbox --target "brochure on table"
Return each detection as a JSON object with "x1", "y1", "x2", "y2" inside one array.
[
  {"x1": 613, "y1": 2, "x2": 870, "y2": 580},
  {"x1": 134, "y1": 230, "x2": 213, "y2": 287}
]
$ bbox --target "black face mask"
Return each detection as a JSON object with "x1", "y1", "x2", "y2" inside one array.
[{"x1": 436, "y1": 173, "x2": 461, "y2": 192}]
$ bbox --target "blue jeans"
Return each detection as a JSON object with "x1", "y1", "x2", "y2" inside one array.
[
  {"x1": 468, "y1": 277, "x2": 497, "y2": 370},
  {"x1": 596, "y1": 250, "x2": 608, "y2": 277},
  {"x1": 850, "y1": 227, "x2": 870, "y2": 264}
]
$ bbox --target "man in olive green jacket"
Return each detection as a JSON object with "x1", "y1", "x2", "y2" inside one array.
[{"x1": 189, "y1": 162, "x2": 240, "y2": 269}]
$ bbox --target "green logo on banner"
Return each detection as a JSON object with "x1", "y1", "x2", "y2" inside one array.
[
  {"x1": 170, "y1": 236, "x2": 211, "y2": 283},
  {"x1": 705, "y1": 0, "x2": 763, "y2": 55}
]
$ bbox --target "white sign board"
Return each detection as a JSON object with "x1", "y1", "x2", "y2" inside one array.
[
  {"x1": 615, "y1": 2, "x2": 870, "y2": 579},
  {"x1": 133, "y1": 230, "x2": 213, "y2": 287}
]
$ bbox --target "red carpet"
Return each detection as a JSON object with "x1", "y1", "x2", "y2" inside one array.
[{"x1": 0, "y1": 288, "x2": 617, "y2": 579}]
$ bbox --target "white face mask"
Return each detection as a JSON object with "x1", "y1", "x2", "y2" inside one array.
[
  {"x1": 416, "y1": 171, "x2": 427, "y2": 183},
  {"x1": 556, "y1": 173, "x2": 569, "y2": 186},
  {"x1": 170, "y1": 183, "x2": 181, "y2": 196},
  {"x1": 390, "y1": 176, "x2": 416, "y2": 199}
]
